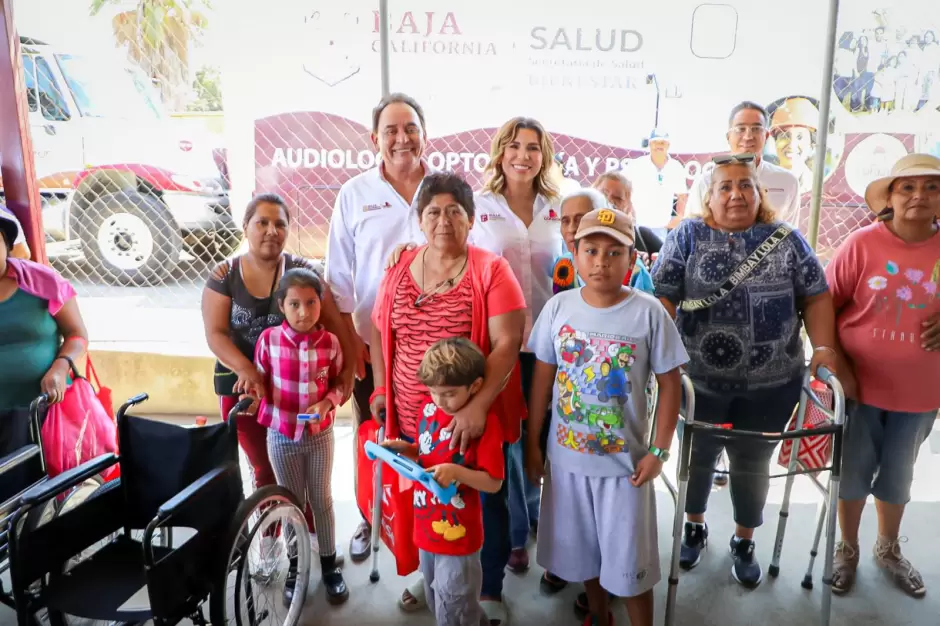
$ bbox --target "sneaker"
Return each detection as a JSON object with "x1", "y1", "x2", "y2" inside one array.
[
  {"x1": 730, "y1": 536, "x2": 763, "y2": 589},
  {"x1": 323, "y1": 566, "x2": 349, "y2": 605},
  {"x1": 873, "y1": 537, "x2": 926, "y2": 598},
  {"x1": 310, "y1": 533, "x2": 345, "y2": 567},
  {"x1": 679, "y1": 522, "x2": 708, "y2": 570},
  {"x1": 256, "y1": 535, "x2": 280, "y2": 576},
  {"x1": 349, "y1": 521, "x2": 371, "y2": 563},
  {"x1": 283, "y1": 556, "x2": 298, "y2": 608},
  {"x1": 713, "y1": 454, "x2": 729, "y2": 486},
  {"x1": 507, "y1": 547, "x2": 530, "y2": 573}
]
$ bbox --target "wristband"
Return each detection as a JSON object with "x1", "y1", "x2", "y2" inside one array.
[
  {"x1": 648, "y1": 445, "x2": 671, "y2": 462},
  {"x1": 369, "y1": 387, "x2": 386, "y2": 405},
  {"x1": 813, "y1": 346, "x2": 837, "y2": 355}
]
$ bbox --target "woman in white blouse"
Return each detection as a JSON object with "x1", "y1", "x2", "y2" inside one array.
[{"x1": 469, "y1": 116, "x2": 565, "y2": 623}]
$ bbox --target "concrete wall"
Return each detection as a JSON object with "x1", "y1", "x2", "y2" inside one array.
[
  {"x1": 87, "y1": 348, "x2": 219, "y2": 416},
  {"x1": 85, "y1": 348, "x2": 354, "y2": 421}
]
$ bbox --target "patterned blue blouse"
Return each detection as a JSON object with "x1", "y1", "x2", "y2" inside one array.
[{"x1": 651, "y1": 218, "x2": 828, "y2": 393}]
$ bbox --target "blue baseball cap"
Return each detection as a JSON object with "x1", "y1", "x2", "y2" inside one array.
[{"x1": 649, "y1": 128, "x2": 670, "y2": 142}]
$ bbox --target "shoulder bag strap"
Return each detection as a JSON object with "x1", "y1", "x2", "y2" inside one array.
[{"x1": 679, "y1": 224, "x2": 793, "y2": 313}]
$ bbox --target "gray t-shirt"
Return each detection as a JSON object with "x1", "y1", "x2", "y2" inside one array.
[{"x1": 528, "y1": 288, "x2": 689, "y2": 477}]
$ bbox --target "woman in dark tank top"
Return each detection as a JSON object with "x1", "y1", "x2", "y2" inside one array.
[{"x1": 201, "y1": 193, "x2": 356, "y2": 550}]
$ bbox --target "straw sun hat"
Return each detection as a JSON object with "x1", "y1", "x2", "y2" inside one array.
[{"x1": 864, "y1": 153, "x2": 940, "y2": 215}]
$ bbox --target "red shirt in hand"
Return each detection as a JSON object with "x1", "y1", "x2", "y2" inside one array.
[{"x1": 412, "y1": 397, "x2": 504, "y2": 556}]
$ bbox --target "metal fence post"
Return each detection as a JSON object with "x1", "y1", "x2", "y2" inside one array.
[
  {"x1": 806, "y1": 0, "x2": 841, "y2": 250},
  {"x1": 379, "y1": 0, "x2": 391, "y2": 97}
]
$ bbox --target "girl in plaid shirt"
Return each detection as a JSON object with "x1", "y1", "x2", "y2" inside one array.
[{"x1": 252, "y1": 268, "x2": 348, "y2": 605}]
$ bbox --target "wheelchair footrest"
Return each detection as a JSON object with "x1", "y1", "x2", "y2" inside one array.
[{"x1": 44, "y1": 535, "x2": 170, "y2": 623}]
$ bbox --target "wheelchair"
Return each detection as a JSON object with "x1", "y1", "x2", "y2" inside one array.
[
  {"x1": 7, "y1": 395, "x2": 312, "y2": 626},
  {"x1": 0, "y1": 396, "x2": 106, "y2": 614}
]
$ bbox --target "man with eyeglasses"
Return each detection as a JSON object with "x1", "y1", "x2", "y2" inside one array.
[{"x1": 686, "y1": 102, "x2": 800, "y2": 227}]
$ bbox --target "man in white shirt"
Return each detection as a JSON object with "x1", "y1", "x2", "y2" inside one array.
[
  {"x1": 324, "y1": 92, "x2": 433, "y2": 561},
  {"x1": 686, "y1": 101, "x2": 801, "y2": 227},
  {"x1": 624, "y1": 129, "x2": 689, "y2": 240}
]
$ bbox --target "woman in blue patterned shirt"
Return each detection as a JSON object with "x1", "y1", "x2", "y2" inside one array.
[{"x1": 651, "y1": 155, "x2": 841, "y2": 589}]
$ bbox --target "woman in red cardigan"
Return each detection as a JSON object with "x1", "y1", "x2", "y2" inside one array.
[{"x1": 369, "y1": 171, "x2": 526, "y2": 617}]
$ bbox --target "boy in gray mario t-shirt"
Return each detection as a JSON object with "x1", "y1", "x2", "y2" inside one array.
[{"x1": 526, "y1": 207, "x2": 688, "y2": 626}]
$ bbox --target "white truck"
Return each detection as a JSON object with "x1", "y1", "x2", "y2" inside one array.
[{"x1": 1, "y1": 36, "x2": 238, "y2": 284}]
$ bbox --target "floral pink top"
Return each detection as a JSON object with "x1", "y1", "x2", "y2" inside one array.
[{"x1": 827, "y1": 222, "x2": 940, "y2": 412}]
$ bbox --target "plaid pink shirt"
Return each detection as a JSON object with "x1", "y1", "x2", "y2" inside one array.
[{"x1": 254, "y1": 321, "x2": 344, "y2": 438}]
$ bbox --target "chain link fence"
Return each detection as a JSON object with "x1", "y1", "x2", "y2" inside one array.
[
  {"x1": 14, "y1": 2, "x2": 229, "y2": 314},
  {"x1": 9, "y1": 0, "x2": 940, "y2": 319}
]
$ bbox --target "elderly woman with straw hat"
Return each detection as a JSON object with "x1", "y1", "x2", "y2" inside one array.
[{"x1": 825, "y1": 153, "x2": 940, "y2": 598}]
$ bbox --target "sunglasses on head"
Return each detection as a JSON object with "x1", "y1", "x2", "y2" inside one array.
[{"x1": 712, "y1": 153, "x2": 756, "y2": 165}]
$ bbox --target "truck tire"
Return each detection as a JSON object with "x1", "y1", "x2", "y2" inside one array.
[{"x1": 77, "y1": 191, "x2": 182, "y2": 285}]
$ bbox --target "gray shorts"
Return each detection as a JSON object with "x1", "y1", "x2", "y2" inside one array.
[
  {"x1": 418, "y1": 549, "x2": 487, "y2": 626},
  {"x1": 536, "y1": 463, "x2": 660, "y2": 598},
  {"x1": 839, "y1": 402, "x2": 936, "y2": 504}
]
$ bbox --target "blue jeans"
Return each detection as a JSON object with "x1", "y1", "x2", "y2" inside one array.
[
  {"x1": 508, "y1": 427, "x2": 541, "y2": 549},
  {"x1": 682, "y1": 378, "x2": 802, "y2": 529},
  {"x1": 508, "y1": 352, "x2": 544, "y2": 549},
  {"x1": 480, "y1": 443, "x2": 511, "y2": 599},
  {"x1": 839, "y1": 402, "x2": 936, "y2": 504}
]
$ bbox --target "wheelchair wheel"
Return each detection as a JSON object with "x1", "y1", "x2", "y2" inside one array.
[{"x1": 210, "y1": 485, "x2": 311, "y2": 626}]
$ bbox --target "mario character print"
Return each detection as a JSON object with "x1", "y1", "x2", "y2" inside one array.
[
  {"x1": 597, "y1": 343, "x2": 636, "y2": 405},
  {"x1": 552, "y1": 326, "x2": 638, "y2": 457},
  {"x1": 556, "y1": 371, "x2": 585, "y2": 424},
  {"x1": 558, "y1": 325, "x2": 594, "y2": 367}
]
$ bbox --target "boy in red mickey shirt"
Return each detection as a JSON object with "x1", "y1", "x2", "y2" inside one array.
[{"x1": 382, "y1": 337, "x2": 504, "y2": 626}]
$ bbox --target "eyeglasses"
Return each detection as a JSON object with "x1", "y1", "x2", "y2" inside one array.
[
  {"x1": 712, "y1": 153, "x2": 756, "y2": 165},
  {"x1": 729, "y1": 125, "x2": 766, "y2": 137}
]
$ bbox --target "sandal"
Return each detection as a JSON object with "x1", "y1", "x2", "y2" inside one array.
[
  {"x1": 831, "y1": 541, "x2": 859, "y2": 595},
  {"x1": 539, "y1": 571, "x2": 568, "y2": 595},
  {"x1": 574, "y1": 590, "x2": 617, "y2": 619},
  {"x1": 398, "y1": 578, "x2": 427, "y2": 612},
  {"x1": 480, "y1": 599, "x2": 509, "y2": 625},
  {"x1": 873, "y1": 537, "x2": 927, "y2": 598}
]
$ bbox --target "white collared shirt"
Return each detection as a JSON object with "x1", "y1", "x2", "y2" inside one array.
[
  {"x1": 469, "y1": 190, "x2": 565, "y2": 345},
  {"x1": 685, "y1": 159, "x2": 801, "y2": 226},
  {"x1": 325, "y1": 163, "x2": 433, "y2": 343},
  {"x1": 624, "y1": 156, "x2": 689, "y2": 229}
]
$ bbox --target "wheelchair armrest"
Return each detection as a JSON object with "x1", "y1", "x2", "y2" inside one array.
[
  {"x1": 155, "y1": 462, "x2": 239, "y2": 522},
  {"x1": 20, "y1": 453, "x2": 118, "y2": 508},
  {"x1": 0, "y1": 445, "x2": 41, "y2": 475}
]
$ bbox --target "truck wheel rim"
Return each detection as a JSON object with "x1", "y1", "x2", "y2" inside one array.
[{"x1": 96, "y1": 213, "x2": 155, "y2": 271}]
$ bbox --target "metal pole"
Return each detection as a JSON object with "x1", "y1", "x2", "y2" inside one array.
[
  {"x1": 806, "y1": 0, "x2": 840, "y2": 250},
  {"x1": 379, "y1": 0, "x2": 391, "y2": 97}
]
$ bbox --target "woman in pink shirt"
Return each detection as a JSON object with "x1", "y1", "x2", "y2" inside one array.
[{"x1": 827, "y1": 153, "x2": 940, "y2": 598}]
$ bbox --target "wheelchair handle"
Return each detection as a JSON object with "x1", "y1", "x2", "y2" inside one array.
[
  {"x1": 117, "y1": 393, "x2": 150, "y2": 423},
  {"x1": 228, "y1": 397, "x2": 255, "y2": 422}
]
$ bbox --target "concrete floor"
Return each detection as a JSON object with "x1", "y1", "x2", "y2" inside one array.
[
  {"x1": 300, "y1": 427, "x2": 940, "y2": 626},
  {"x1": 2, "y1": 424, "x2": 937, "y2": 626}
]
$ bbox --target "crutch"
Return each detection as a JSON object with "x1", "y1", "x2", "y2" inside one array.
[
  {"x1": 664, "y1": 373, "x2": 695, "y2": 626},
  {"x1": 369, "y1": 419, "x2": 385, "y2": 583}
]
